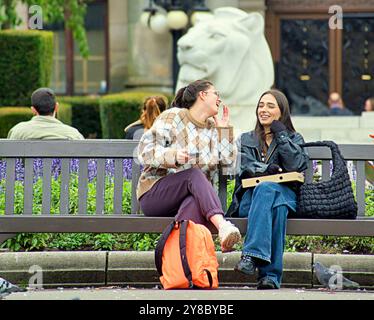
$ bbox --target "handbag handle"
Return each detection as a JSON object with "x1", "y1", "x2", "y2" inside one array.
[{"x1": 300, "y1": 140, "x2": 347, "y2": 178}]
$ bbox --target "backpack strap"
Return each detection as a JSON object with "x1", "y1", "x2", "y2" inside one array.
[
  {"x1": 179, "y1": 220, "x2": 193, "y2": 288},
  {"x1": 204, "y1": 269, "x2": 213, "y2": 288},
  {"x1": 154, "y1": 220, "x2": 177, "y2": 277}
]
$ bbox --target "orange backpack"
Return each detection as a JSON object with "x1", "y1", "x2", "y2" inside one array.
[{"x1": 155, "y1": 220, "x2": 219, "y2": 289}]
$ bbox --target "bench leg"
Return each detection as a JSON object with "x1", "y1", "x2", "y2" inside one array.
[{"x1": 0, "y1": 234, "x2": 16, "y2": 246}]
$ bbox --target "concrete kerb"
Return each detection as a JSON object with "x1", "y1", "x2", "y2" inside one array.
[
  {"x1": 0, "y1": 251, "x2": 107, "y2": 288},
  {"x1": 0, "y1": 251, "x2": 373, "y2": 289}
]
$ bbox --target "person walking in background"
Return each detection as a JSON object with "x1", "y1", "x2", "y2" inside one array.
[
  {"x1": 364, "y1": 97, "x2": 374, "y2": 112},
  {"x1": 137, "y1": 79, "x2": 241, "y2": 252},
  {"x1": 7, "y1": 88, "x2": 84, "y2": 140},
  {"x1": 327, "y1": 92, "x2": 353, "y2": 116},
  {"x1": 226, "y1": 89, "x2": 309, "y2": 289},
  {"x1": 124, "y1": 96, "x2": 167, "y2": 140}
]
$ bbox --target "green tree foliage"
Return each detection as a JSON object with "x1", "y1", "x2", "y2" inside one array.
[{"x1": 0, "y1": 0, "x2": 89, "y2": 57}]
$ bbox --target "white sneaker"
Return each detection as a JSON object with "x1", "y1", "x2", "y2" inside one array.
[{"x1": 218, "y1": 221, "x2": 241, "y2": 252}]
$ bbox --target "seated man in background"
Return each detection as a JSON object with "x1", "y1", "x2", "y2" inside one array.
[
  {"x1": 7, "y1": 88, "x2": 84, "y2": 140},
  {"x1": 327, "y1": 92, "x2": 354, "y2": 116}
]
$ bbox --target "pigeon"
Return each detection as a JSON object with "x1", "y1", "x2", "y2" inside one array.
[
  {"x1": 0, "y1": 277, "x2": 27, "y2": 297},
  {"x1": 313, "y1": 262, "x2": 360, "y2": 290}
]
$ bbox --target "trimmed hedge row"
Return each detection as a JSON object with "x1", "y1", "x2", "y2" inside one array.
[
  {"x1": 0, "y1": 30, "x2": 54, "y2": 106},
  {"x1": 100, "y1": 91, "x2": 172, "y2": 139},
  {"x1": 56, "y1": 103, "x2": 73, "y2": 127},
  {"x1": 1, "y1": 92, "x2": 174, "y2": 139},
  {"x1": 0, "y1": 107, "x2": 34, "y2": 138},
  {"x1": 59, "y1": 96, "x2": 102, "y2": 138}
]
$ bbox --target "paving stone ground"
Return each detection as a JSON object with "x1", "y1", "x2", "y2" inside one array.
[{"x1": 3, "y1": 287, "x2": 374, "y2": 300}]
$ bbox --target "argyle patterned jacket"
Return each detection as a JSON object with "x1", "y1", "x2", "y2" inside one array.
[{"x1": 136, "y1": 107, "x2": 236, "y2": 199}]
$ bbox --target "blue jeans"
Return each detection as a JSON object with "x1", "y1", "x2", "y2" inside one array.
[{"x1": 239, "y1": 182, "x2": 297, "y2": 288}]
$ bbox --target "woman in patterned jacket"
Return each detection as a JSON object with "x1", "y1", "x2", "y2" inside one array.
[{"x1": 137, "y1": 79, "x2": 241, "y2": 252}]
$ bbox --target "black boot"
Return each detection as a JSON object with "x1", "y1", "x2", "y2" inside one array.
[
  {"x1": 234, "y1": 254, "x2": 256, "y2": 275},
  {"x1": 257, "y1": 277, "x2": 278, "y2": 290}
]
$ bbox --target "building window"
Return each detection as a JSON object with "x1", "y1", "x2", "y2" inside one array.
[{"x1": 46, "y1": 0, "x2": 108, "y2": 95}]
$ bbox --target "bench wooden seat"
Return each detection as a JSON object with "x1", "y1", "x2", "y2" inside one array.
[{"x1": 0, "y1": 215, "x2": 373, "y2": 236}]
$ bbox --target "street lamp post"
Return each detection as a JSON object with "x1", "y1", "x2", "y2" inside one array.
[{"x1": 140, "y1": 0, "x2": 211, "y2": 92}]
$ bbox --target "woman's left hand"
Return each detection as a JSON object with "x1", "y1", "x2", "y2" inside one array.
[
  {"x1": 213, "y1": 105, "x2": 230, "y2": 127},
  {"x1": 270, "y1": 120, "x2": 287, "y2": 134}
]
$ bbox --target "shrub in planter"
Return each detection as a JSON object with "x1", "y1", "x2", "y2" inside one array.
[{"x1": 0, "y1": 30, "x2": 54, "y2": 106}]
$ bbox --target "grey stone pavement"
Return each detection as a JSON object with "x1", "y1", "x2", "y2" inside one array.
[{"x1": 3, "y1": 287, "x2": 374, "y2": 300}]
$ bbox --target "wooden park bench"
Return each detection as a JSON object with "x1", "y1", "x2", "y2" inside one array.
[{"x1": 0, "y1": 139, "x2": 373, "y2": 246}]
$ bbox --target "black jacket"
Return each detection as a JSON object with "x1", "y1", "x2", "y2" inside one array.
[{"x1": 225, "y1": 129, "x2": 309, "y2": 217}]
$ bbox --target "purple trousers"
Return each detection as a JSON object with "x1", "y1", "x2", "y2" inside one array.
[{"x1": 139, "y1": 168, "x2": 224, "y2": 226}]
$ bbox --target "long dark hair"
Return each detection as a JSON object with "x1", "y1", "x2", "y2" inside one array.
[
  {"x1": 171, "y1": 79, "x2": 213, "y2": 109},
  {"x1": 254, "y1": 89, "x2": 296, "y2": 152}
]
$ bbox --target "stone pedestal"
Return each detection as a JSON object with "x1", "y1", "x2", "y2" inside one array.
[
  {"x1": 239, "y1": 0, "x2": 266, "y2": 15},
  {"x1": 125, "y1": 0, "x2": 172, "y2": 91}
]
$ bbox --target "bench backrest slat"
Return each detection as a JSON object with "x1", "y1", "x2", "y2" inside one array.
[
  {"x1": 23, "y1": 158, "x2": 34, "y2": 214},
  {"x1": 321, "y1": 160, "x2": 330, "y2": 181},
  {"x1": 218, "y1": 169, "x2": 227, "y2": 212},
  {"x1": 113, "y1": 158, "x2": 123, "y2": 214},
  {"x1": 356, "y1": 160, "x2": 366, "y2": 217},
  {"x1": 95, "y1": 159, "x2": 106, "y2": 215},
  {"x1": 60, "y1": 158, "x2": 70, "y2": 215},
  {"x1": 0, "y1": 141, "x2": 372, "y2": 218},
  {"x1": 42, "y1": 159, "x2": 52, "y2": 215},
  {"x1": 304, "y1": 160, "x2": 314, "y2": 183},
  {"x1": 5, "y1": 158, "x2": 15, "y2": 215},
  {"x1": 131, "y1": 160, "x2": 141, "y2": 214},
  {"x1": 78, "y1": 158, "x2": 88, "y2": 214}
]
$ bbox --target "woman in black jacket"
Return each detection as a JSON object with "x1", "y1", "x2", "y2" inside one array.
[{"x1": 226, "y1": 89, "x2": 309, "y2": 289}]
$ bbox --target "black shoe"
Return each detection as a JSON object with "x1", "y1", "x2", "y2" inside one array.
[
  {"x1": 257, "y1": 277, "x2": 278, "y2": 290},
  {"x1": 234, "y1": 255, "x2": 256, "y2": 275}
]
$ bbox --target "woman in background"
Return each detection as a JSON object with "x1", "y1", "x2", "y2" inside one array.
[{"x1": 124, "y1": 96, "x2": 167, "y2": 139}]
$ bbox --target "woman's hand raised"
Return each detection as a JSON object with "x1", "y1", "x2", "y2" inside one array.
[{"x1": 213, "y1": 105, "x2": 230, "y2": 127}]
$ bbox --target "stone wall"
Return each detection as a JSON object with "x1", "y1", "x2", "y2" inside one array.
[{"x1": 231, "y1": 106, "x2": 374, "y2": 144}]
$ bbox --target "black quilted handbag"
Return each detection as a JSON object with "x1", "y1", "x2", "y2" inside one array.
[{"x1": 295, "y1": 141, "x2": 357, "y2": 219}]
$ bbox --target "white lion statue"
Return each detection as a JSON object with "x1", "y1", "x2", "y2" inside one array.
[{"x1": 176, "y1": 7, "x2": 274, "y2": 106}]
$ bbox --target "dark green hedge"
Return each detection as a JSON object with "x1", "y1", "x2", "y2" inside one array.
[
  {"x1": 55, "y1": 102, "x2": 72, "y2": 126},
  {"x1": 0, "y1": 107, "x2": 34, "y2": 138},
  {"x1": 58, "y1": 96, "x2": 101, "y2": 138},
  {"x1": 0, "y1": 30, "x2": 54, "y2": 106},
  {"x1": 100, "y1": 92, "x2": 172, "y2": 139}
]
